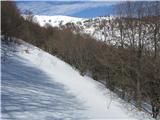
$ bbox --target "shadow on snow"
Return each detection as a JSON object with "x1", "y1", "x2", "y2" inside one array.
[{"x1": 2, "y1": 55, "x2": 88, "y2": 120}]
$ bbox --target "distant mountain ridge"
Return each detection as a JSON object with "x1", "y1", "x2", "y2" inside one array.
[
  {"x1": 32, "y1": 15, "x2": 113, "y2": 42},
  {"x1": 34, "y1": 15, "x2": 85, "y2": 27}
]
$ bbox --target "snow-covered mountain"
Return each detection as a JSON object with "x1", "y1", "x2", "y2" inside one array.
[
  {"x1": 1, "y1": 38, "x2": 153, "y2": 120},
  {"x1": 32, "y1": 15, "x2": 113, "y2": 42},
  {"x1": 32, "y1": 15, "x2": 153, "y2": 48},
  {"x1": 34, "y1": 15, "x2": 85, "y2": 27}
]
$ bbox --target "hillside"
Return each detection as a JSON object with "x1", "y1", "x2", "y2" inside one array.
[
  {"x1": 34, "y1": 15, "x2": 85, "y2": 27},
  {"x1": 2, "y1": 1, "x2": 160, "y2": 119},
  {"x1": 1, "y1": 38, "x2": 153, "y2": 120},
  {"x1": 32, "y1": 15, "x2": 112, "y2": 42}
]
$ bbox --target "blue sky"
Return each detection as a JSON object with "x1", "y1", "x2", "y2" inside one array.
[{"x1": 16, "y1": 1, "x2": 117, "y2": 18}]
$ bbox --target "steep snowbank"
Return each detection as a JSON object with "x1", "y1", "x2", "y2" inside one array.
[{"x1": 1, "y1": 39, "x2": 153, "y2": 120}]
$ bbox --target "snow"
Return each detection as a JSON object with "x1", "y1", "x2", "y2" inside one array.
[
  {"x1": 1, "y1": 39, "x2": 154, "y2": 120},
  {"x1": 33, "y1": 15, "x2": 85, "y2": 27},
  {"x1": 22, "y1": 15, "x2": 117, "y2": 42},
  {"x1": 32, "y1": 15, "x2": 116, "y2": 42}
]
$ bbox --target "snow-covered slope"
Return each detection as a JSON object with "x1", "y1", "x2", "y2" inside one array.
[
  {"x1": 32, "y1": 15, "x2": 112, "y2": 41},
  {"x1": 34, "y1": 15, "x2": 85, "y2": 27},
  {"x1": 2, "y1": 39, "x2": 153, "y2": 120},
  {"x1": 33, "y1": 15, "x2": 151, "y2": 47}
]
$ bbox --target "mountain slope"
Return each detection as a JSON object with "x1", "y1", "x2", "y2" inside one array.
[
  {"x1": 33, "y1": 15, "x2": 112, "y2": 41},
  {"x1": 34, "y1": 15, "x2": 85, "y2": 27},
  {"x1": 1, "y1": 39, "x2": 153, "y2": 120}
]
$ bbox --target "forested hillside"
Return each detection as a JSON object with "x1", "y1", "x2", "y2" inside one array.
[{"x1": 1, "y1": 1, "x2": 160, "y2": 119}]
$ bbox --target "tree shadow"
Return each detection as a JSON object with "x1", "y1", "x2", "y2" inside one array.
[{"x1": 2, "y1": 56, "x2": 88, "y2": 120}]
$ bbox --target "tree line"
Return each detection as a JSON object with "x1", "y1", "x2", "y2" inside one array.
[{"x1": 1, "y1": 1, "x2": 160, "y2": 118}]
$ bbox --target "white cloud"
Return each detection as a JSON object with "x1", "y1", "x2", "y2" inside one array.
[
  {"x1": 17, "y1": 1, "x2": 116, "y2": 15},
  {"x1": 50, "y1": 2, "x2": 115, "y2": 15}
]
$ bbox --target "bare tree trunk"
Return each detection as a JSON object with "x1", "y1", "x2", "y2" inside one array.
[
  {"x1": 154, "y1": 26, "x2": 158, "y2": 59},
  {"x1": 151, "y1": 103, "x2": 159, "y2": 118}
]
